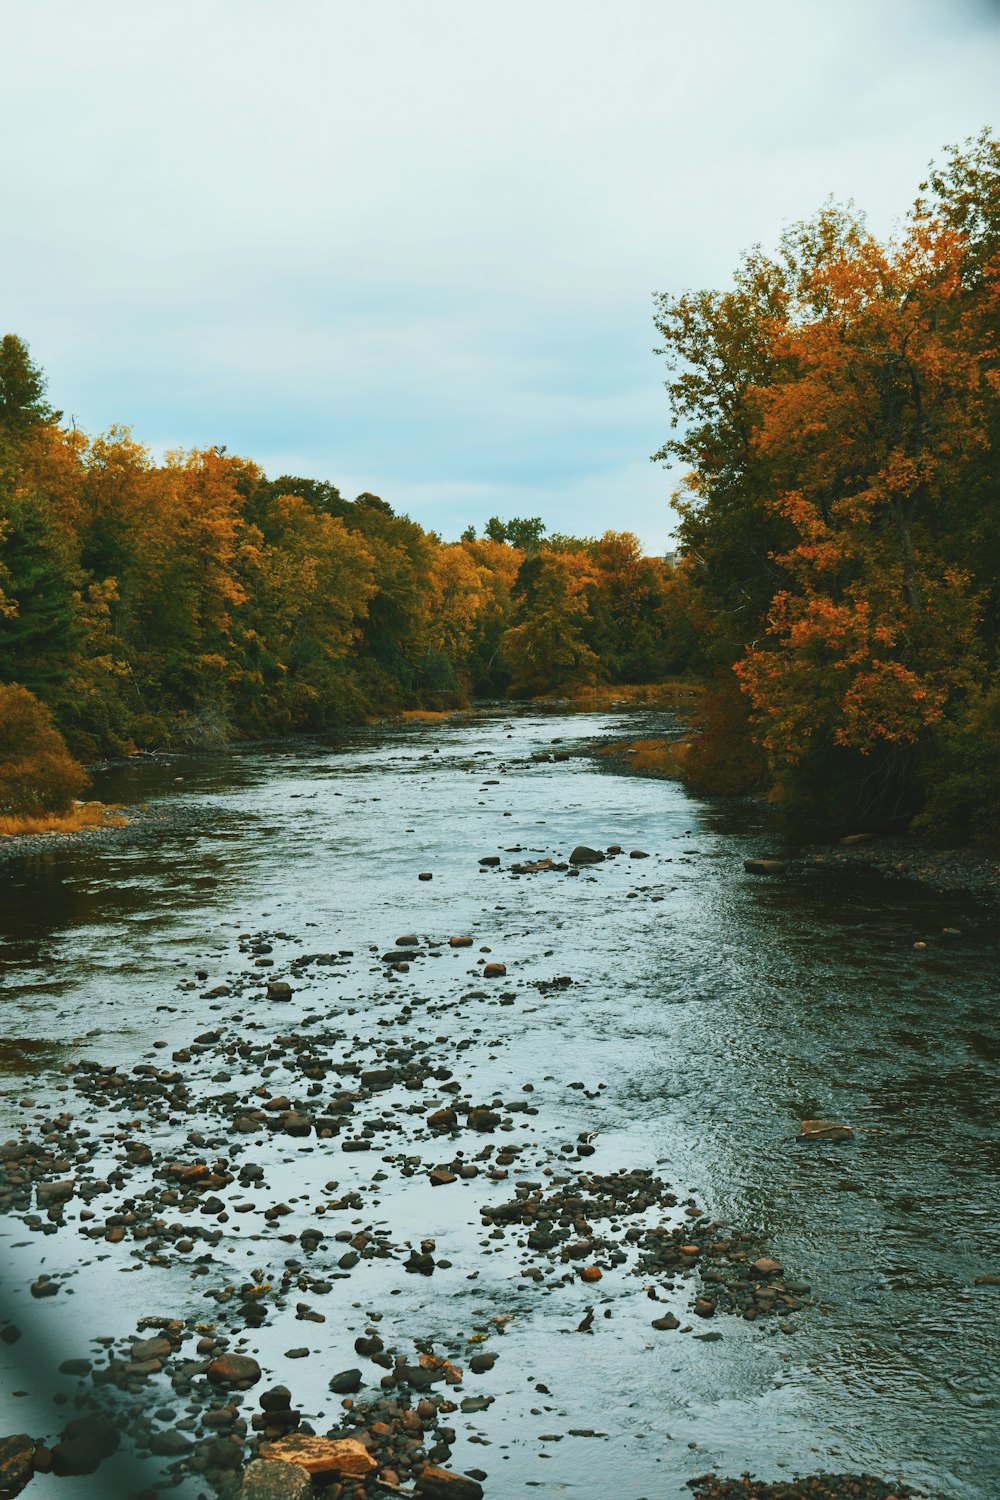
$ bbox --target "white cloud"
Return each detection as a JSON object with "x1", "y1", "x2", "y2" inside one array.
[{"x1": 3, "y1": 0, "x2": 997, "y2": 549}]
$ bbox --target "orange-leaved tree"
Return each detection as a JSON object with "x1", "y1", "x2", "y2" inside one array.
[
  {"x1": 734, "y1": 212, "x2": 992, "y2": 814},
  {"x1": 0, "y1": 682, "x2": 89, "y2": 815}
]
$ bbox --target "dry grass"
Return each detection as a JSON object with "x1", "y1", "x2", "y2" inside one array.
[
  {"x1": 400, "y1": 708, "x2": 457, "y2": 722},
  {"x1": 540, "y1": 679, "x2": 703, "y2": 714},
  {"x1": 596, "y1": 735, "x2": 692, "y2": 778},
  {"x1": 0, "y1": 800, "x2": 129, "y2": 838}
]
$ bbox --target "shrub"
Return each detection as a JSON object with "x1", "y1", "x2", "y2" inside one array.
[
  {"x1": 0, "y1": 683, "x2": 89, "y2": 814},
  {"x1": 681, "y1": 673, "x2": 769, "y2": 798}
]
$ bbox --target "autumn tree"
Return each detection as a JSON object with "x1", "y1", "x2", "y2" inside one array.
[
  {"x1": 0, "y1": 683, "x2": 88, "y2": 815},
  {"x1": 501, "y1": 549, "x2": 601, "y2": 696}
]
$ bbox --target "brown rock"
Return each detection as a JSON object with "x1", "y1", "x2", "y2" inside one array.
[
  {"x1": 259, "y1": 1435, "x2": 375, "y2": 1477},
  {"x1": 580, "y1": 1265, "x2": 602, "y2": 1282},
  {"x1": 415, "y1": 1463, "x2": 485, "y2": 1499},
  {"x1": 483, "y1": 962, "x2": 506, "y2": 977},
  {"x1": 449, "y1": 935, "x2": 473, "y2": 947},
  {"x1": 751, "y1": 1257, "x2": 783, "y2": 1277},
  {"x1": 569, "y1": 845, "x2": 605, "y2": 865},
  {"x1": 744, "y1": 858, "x2": 787, "y2": 875},
  {"x1": 207, "y1": 1352, "x2": 262, "y2": 1388}
]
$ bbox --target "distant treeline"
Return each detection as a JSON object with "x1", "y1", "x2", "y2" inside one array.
[
  {"x1": 0, "y1": 345, "x2": 688, "y2": 762},
  {"x1": 2, "y1": 130, "x2": 998, "y2": 839},
  {"x1": 655, "y1": 128, "x2": 1000, "y2": 838}
]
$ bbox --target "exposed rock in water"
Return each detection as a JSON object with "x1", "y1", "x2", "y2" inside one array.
[
  {"x1": 241, "y1": 1458, "x2": 312, "y2": 1500},
  {"x1": 207, "y1": 1352, "x2": 262, "y2": 1388},
  {"x1": 569, "y1": 846, "x2": 605, "y2": 865},
  {"x1": 415, "y1": 1464, "x2": 486, "y2": 1499},
  {"x1": 744, "y1": 858, "x2": 786, "y2": 875},
  {"x1": 259, "y1": 1435, "x2": 376, "y2": 1476}
]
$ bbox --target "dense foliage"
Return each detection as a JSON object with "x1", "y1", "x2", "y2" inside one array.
[
  {"x1": 0, "y1": 337, "x2": 684, "y2": 765},
  {"x1": 3, "y1": 131, "x2": 996, "y2": 843},
  {"x1": 654, "y1": 130, "x2": 1000, "y2": 836}
]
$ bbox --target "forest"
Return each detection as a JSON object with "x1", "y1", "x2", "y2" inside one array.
[{"x1": 1, "y1": 129, "x2": 998, "y2": 839}]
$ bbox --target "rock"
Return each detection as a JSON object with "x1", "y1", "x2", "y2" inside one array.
[
  {"x1": 478, "y1": 856, "x2": 501, "y2": 867},
  {"x1": 427, "y1": 1107, "x2": 457, "y2": 1131},
  {"x1": 50, "y1": 1416, "x2": 119, "y2": 1477},
  {"x1": 449, "y1": 936, "x2": 473, "y2": 948},
  {"x1": 259, "y1": 1435, "x2": 376, "y2": 1477},
  {"x1": 278, "y1": 1110, "x2": 312, "y2": 1137},
  {"x1": 0, "y1": 1434, "x2": 34, "y2": 1496},
  {"x1": 50, "y1": 1438, "x2": 100, "y2": 1476},
  {"x1": 580, "y1": 1265, "x2": 602, "y2": 1282},
  {"x1": 798, "y1": 1119, "x2": 854, "y2": 1141},
  {"x1": 328, "y1": 1368, "x2": 363, "y2": 1394},
  {"x1": 416, "y1": 1465, "x2": 485, "y2": 1499},
  {"x1": 207, "y1": 1352, "x2": 262, "y2": 1388},
  {"x1": 651, "y1": 1314, "x2": 680, "y2": 1330},
  {"x1": 36, "y1": 1179, "x2": 74, "y2": 1204},
  {"x1": 839, "y1": 833, "x2": 873, "y2": 845},
  {"x1": 396, "y1": 934, "x2": 419, "y2": 947},
  {"x1": 629, "y1": 849, "x2": 649, "y2": 859},
  {"x1": 430, "y1": 1168, "x2": 457, "y2": 1186},
  {"x1": 149, "y1": 1429, "x2": 193, "y2": 1456},
  {"x1": 744, "y1": 858, "x2": 786, "y2": 875},
  {"x1": 267, "y1": 981, "x2": 293, "y2": 1001},
  {"x1": 569, "y1": 846, "x2": 605, "y2": 865},
  {"x1": 750, "y1": 1257, "x2": 783, "y2": 1278},
  {"x1": 483, "y1": 962, "x2": 506, "y2": 978},
  {"x1": 131, "y1": 1335, "x2": 172, "y2": 1362},
  {"x1": 418, "y1": 872, "x2": 433, "y2": 881},
  {"x1": 241, "y1": 1457, "x2": 312, "y2": 1500},
  {"x1": 467, "y1": 1108, "x2": 501, "y2": 1132},
  {"x1": 361, "y1": 1067, "x2": 395, "y2": 1089}
]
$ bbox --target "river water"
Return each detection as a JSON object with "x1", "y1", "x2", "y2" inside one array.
[{"x1": 0, "y1": 708, "x2": 997, "y2": 1499}]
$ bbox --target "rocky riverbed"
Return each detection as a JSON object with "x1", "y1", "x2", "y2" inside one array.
[{"x1": 1, "y1": 710, "x2": 997, "y2": 1499}]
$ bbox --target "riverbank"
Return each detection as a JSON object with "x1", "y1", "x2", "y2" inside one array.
[{"x1": 800, "y1": 835, "x2": 1000, "y2": 910}]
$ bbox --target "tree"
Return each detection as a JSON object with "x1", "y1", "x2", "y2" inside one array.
[
  {"x1": 0, "y1": 683, "x2": 88, "y2": 814},
  {"x1": 501, "y1": 550, "x2": 601, "y2": 696},
  {"x1": 735, "y1": 217, "x2": 987, "y2": 809},
  {"x1": 0, "y1": 334, "x2": 58, "y2": 441}
]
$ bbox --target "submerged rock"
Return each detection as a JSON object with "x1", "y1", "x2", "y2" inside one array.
[{"x1": 798, "y1": 1119, "x2": 854, "y2": 1142}]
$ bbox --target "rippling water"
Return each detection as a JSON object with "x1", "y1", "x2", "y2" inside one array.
[{"x1": 1, "y1": 708, "x2": 997, "y2": 1499}]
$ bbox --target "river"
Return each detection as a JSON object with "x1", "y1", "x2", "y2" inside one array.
[{"x1": 0, "y1": 707, "x2": 997, "y2": 1500}]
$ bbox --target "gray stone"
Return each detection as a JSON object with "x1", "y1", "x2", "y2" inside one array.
[{"x1": 241, "y1": 1457, "x2": 312, "y2": 1500}]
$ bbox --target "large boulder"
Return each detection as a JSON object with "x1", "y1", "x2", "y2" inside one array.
[
  {"x1": 258, "y1": 1436, "x2": 375, "y2": 1476},
  {"x1": 569, "y1": 846, "x2": 604, "y2": 865},
  {"x1": 207, "y1": 1352, "x2": 262, "y2": 1389}
]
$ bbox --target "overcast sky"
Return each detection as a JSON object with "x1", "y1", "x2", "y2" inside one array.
[{"x1": 3, "y1": 0, "x2": 998, "y2": 551}]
